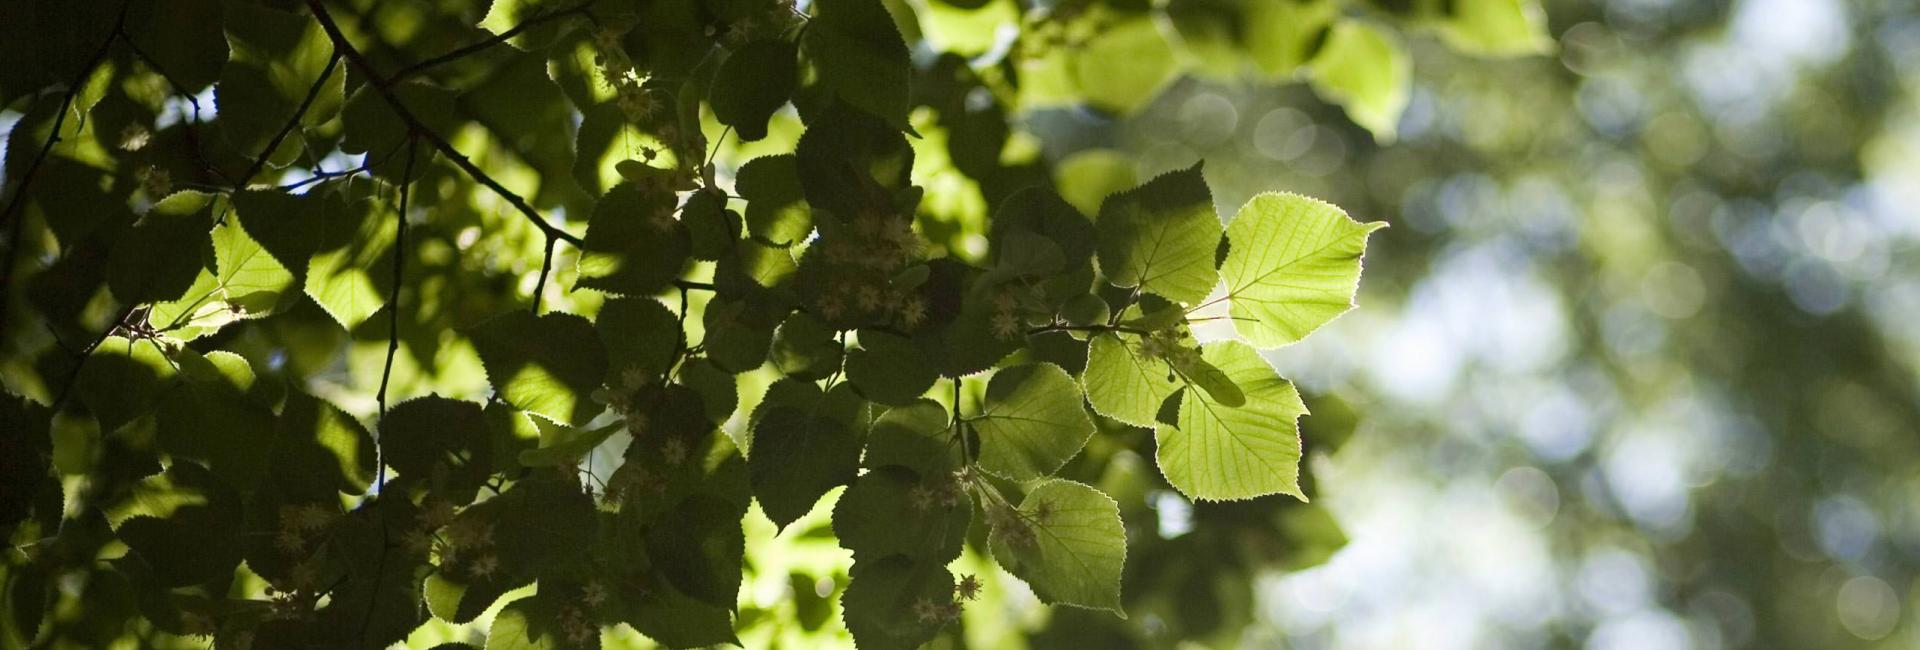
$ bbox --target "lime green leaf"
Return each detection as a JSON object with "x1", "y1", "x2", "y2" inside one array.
[
  {"x1": 846, "y1": 330, "x2": 937, "y2": 405},
  {"x1": 1221, "y1": 192, "x2": 1385, "y2": 348},
  {"x1": 842, "y1": 556, "x2": 954, "y2": 650},
  {"x1": 576, "y1": 183, "x2": 692, "y2": 296},
  {"x1": 1094, "y1": 162, "x2": 1221, "y2": 305},
  {"x1": 805, "y1": 0, "x2": 913, "y2": 129},
  {"x1": 479, "y1": 0, "x2": 591, "y2": 50},
  {"x1": 986, "y1": 479, "x2": 1126, "y2": 615},
  {"x1": 1244, "y1": 0, "x2": 1337, "y2": 77},
  {"x1": 1155, "y1": 341, "x2": 1308, "y2": 500},
  {"x1": 1165, "y1": 347, "x2": 1245, "y2": 407},
  {"x1": 1308, "y1": 21, "x2": 1410, "y2": 140},
  {"x1": 972, "y1": 363, "x2": 1094, "y2": 480},
  {"x1": 833, "y1": 465, "x2": 969, "y2": 562},
  {"x1": 1082, "y1": 333, "x2": 1178, "y2": 428},
  {"x1": 750, "y1": 404, "x2": 861, "y2": 530},
  {"x1": 1431, "y1": 0, "x2": 1553, "y2": 57},
  {"x1": 1053, "y1": 149, "x2": 1137, "y2": 217},
  {"x1": 472, "y1": 310, "x2": 610, "y2": 426},
  {"x1": 304, "y1": 191, "x2": 394, "y2": 331},
  {"x1": 1073, "y1": 12, "x2": 1177, "y2": 114},
  {"x1": 712, "y1": 39, "x2": 798, "y2": 141},
  {"x1": 109, "y1": 191, "x2": 213, "y2": 305},
  {"x1": 148, "y1": 220, "x2": 296, "y2": 339}
]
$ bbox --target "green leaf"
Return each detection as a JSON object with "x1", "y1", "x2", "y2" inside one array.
[
  {"x1": 712, "y1": 39, "x2": 798, "y2": 141},
  {"x1": 1164, "y1": 347, "x2": 1245, "y2": 407},
  {"x1": 1243, "y1": 0, "x2": 1337, "y2": 77},
  {"x1": 340, "y1": 82, "x2": 459, "y2": 180},
  {"x1": 148, "y1": 219, "x2": 296, "y2": 339},
  {"x1": 986, "y1": 479, "x2": 1126, "y2": 615},
  {"x1": 216, "y1": 1, "x2": 340, "y2": 161},
  {"x1": 75, "y1": 336, "x2": 176, "y2": 434},
  {"x1": 1155, "y1": 341, "x2": 1309, "y2": 500},
  {"x1": 842, "y1": 556, "x2": 954, "y2": 650},
  {"x1": 702, "y1": 298, "x2": 773, "y2": 373},
  {"x1": 517, "y1": 421, "x2": 623, "y2": 467},
  {"x1": 231, "y1": 189, "x2": 324, "y2": 278},
  {"x1": 804, "y1": 0, "x2": 914, "y2": 129},
  {"x1": 750, "y1": 405, "x2": 861, "y2": 530},
  {"x1": 678, "y1": 358, "x2": 738, "y2": 423},
  {"x1": 833, "y1": 465, "x2": 970, "y2": 563},
  {"x1": 971, "y1": 363, "x2": 1094, "y2": 480},
  {"x1": 1081, "y1": 333, "x2": 1178, "y2": 428},
  {"x1": 379, "y1": 396, "x2": 493, "y2": 501},
  {"x1": 303, "y1": 190, "x2": 395, "y2": 331},
  {"x1": 1430, "y1": 0, "x2": 1553, "y2": 57},
  {"x1": 479, "y1": 0, "x2": 592, "y2": 50},
  {"x1": 1307, "y1": 21, "x2": 1410, "y2": 140},
  {"x1": 770, "y1": 312, "x2": 843, "y2": 380},
  {"x1": 596, "y1": 297, "x2": 682, "y2": 383},
  {"x1": 735, "y1": 155, "x2": 813, "y2": 246},
  {"x1": 472, "y1": 310, "x2": 610, "y2": 426},
  {"x1": 113, "y1": 463, "x2": 242, "y2": 588},
  {"x1": 990, "y1": 187, "x2": 1095, "y2": 270},
  {"x1": 1053, "y1": 149, "x2": 1138, "y2": 218},
  {"x1": 0, "y1": 394, "x2": 51, "y2": 538},
  {"x1": 1095, "y1": 162, "x2": 1221, "y2": 305},
  {"x1": 576, "y1": 183, "x2": 692, "y2": 296},
  {"x1": 845, "y1": 330, "x2": 937, "y2": 405},
  {"x1": 128, "y1": 0, "x2": 227, "y2": 91},
  {"x1": 860, "y1": 399, "x2": 955, "y2": 477},
  {"x1": 1072, "y1": 12, "x2": 1178, "y2": 114},
  {"x1": 108, "y1": 191, "x2": 213, "y2": 305},
  {"x1": 1221, "y1": 192, "x2": 1384, "y2": 348},
  {"x1": 155, "y1": 351, "x2": 278, "y2": 486},
  {"x1": 683, "y1": 190, "x2": 742, "y2": 261}
]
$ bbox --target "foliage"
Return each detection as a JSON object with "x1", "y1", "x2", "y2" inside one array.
[{"x1": 0, "y1": 0, "x2": 1543, "y2": 646}]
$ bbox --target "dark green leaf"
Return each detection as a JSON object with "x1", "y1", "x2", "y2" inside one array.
[
  {"x1": 471, "y1": 310, "x2": 610, "y2": 426},
  {"x1": 712, "y1": 39, "x2": 798, "y2": 141}
]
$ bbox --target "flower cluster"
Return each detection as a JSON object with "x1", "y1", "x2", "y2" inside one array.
[
  {"x1": 811, "y1": 211, "x2": 932, "y2": 328},
  {"x1": 908, "y1": 474, "x2": 965, "y2": 512},
  {"x1": 911, "y1": 596, "x2": 963, "y2": 625},
  {"x1": 273, "y1": 503, "x2": 338, "y2": 557}
]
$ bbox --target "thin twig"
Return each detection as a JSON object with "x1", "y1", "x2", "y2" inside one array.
[
  {"x1": 383, "y1": 0, "x2": 599, "y2": 87},
  {"x1": 303, "y1": 0, "x2": 583, "y2": 248},
  {"x1": 373, "y1": 139, "x2": 418, "y2": 493},
  {"x1": 532, "y1": 236, "x2": 557, "y2": 313},
  {"x1": 47, "y1": 306, "x2": 140, "y2": 412}
]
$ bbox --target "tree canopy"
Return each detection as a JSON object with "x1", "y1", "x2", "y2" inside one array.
[{"x1": 0, "y1": 0, "x2": 1548, "y2": 647}]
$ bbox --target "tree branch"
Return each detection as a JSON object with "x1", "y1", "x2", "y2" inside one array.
[
  {"x1": 46, "y1": 306, "x2": 140, "y2": 412},
  {"x1": 383, "y1": 0, "x2": 598, "y2": 87},
  {"x1": 532, "y1": 236, "x2": 557, "y2": 313},
  {"x1": 1026, "y1": 323, "x2": 1150, "y2": 336},
  {"x1": 302, "y1": 0, "x2": 584, "y2": 247}
]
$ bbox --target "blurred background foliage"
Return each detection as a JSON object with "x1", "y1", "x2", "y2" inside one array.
[{"x1": 1, "y1": 0, "x2": 1916, "y2": 647}]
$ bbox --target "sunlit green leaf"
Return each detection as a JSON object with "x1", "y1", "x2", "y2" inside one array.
[
  {"x1": 986, "y1": 479, "x2": 1126, "y2": 615},
  {"x1": 971, "y1": 363, "x2": 1094, "y2": 480},
  {"x1": 1155, "y1": 341, "x2": 1309, "y2": 500},
  {"x1": 1095, "y1": 162, "x2": 1221, "y2": 305},
  {"x1": 1221, "y1": 192, "x2": 1385, "y2": 348}
]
